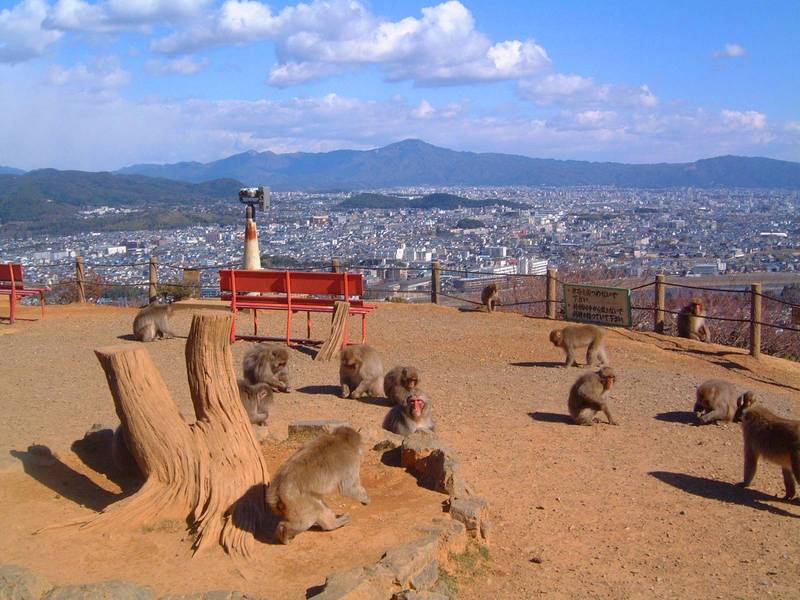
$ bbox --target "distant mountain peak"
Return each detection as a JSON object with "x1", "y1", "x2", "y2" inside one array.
[{"x1": 114, "y1": 140, "x2": 800, "y2": 190}]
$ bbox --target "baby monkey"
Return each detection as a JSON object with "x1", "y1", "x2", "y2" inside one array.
[{"x1": 383, "y1": 366, "x2": 421, "y2": 405}]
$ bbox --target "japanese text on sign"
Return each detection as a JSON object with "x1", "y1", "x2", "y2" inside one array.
[{"x1": 563, "y1": 284, "x2": 632, "y2": 327}]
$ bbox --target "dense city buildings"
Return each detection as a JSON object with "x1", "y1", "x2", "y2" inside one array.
[{"x1": 2, "y1": 186, "x2": 798, "y2": 301}]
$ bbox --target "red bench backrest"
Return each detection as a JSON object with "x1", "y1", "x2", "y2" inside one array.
[
  {"x1": 0, "y1": 263, "x2": 23, "y2": 284},
  {"x1": 219, "y1": 270, "x2": 365, "y2": 297}
]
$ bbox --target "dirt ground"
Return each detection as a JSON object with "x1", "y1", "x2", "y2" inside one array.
[{"x1": 1, "y1": 300, "x2": 800, "y2": 599}]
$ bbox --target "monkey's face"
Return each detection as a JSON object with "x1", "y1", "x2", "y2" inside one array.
[
  {"x1": 549, "y1": 330, "x2": 562, "y2": 346},
  {"x1": 692, "y1": 303, "x2": 702, "y2": 315},
  {"x1": 402, "y1": 368, "x2": 419, "y2": 390},
  {"x1": 406, "y1": 395, "x2": 426, "y2": 418},
  {"x1": 733, "y1": 392, "x2": 756, "y2": 422},
  {"x1": 601, "y1": 375, "x2": 615, "y2": 391}
]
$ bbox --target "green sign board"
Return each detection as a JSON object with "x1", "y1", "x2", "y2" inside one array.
[{"x1": 562, "y1": 283, "x2": 632, "y2": 328}]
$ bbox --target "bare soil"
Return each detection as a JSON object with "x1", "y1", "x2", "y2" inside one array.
[{"x1": 1, "y1": 300, "x2": 800, "y2": 599}]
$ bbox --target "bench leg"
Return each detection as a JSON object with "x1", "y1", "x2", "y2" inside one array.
[
  {"x1": 9, "y1": 292, "x2": 16, "y2": 324},
  {"x1": 307, "y1": 311, "x2": 312, "y2": 339},
  {"x1": 230, "y1": 309, "x2": 237, "y2": 343},
  {"x1": 253, "y1": 308, "x2": 258, "y2": 336},
  {"x1": 286, "y1": 310, "x2": 293, "y2": 345},
  {"x1": 361, "y1": 314, "x2": 367, "y2": 343},
  {"x1": 40, "y1": 291, "x2": 46, "y2": 320}
]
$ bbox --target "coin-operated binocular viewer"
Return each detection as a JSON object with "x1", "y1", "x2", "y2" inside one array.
[{"x1": 239, "y1": 186, "x2": 270, "y2": 270}]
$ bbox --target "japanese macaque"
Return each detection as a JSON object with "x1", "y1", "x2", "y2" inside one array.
[
  {"x1": 112, "y1": 424, "x2": 139, "y2": 475},
  {"x1": 481, "y1": 283, "x2": 499, "y2": 313},
  {"x1": 382, "y1": 391, "x2": 435, "y2": 436},
  {"x1": 694, "y1": 379, "x2": 750, "y2": 425},
  {"x1": 549, "y1": 324, "x2": 609, "y2": 368},
  {"x1": 238, "y1": 379, "x2": 274, "y2": 426},
  {"x1": 677, "y1": 297, "x2": 711, "y2": 342},
  {"x1": 734, "y1": 393, "x2": 800, "y2": 500},
  {"x1": 133, "y1": 301, "x2": 175, "y2": 342},
  {"x1": 267, "y1": 426, "x2": 370, "y2": 544},
  {"x1": 383, "y1": 366, "x2": 421, "y2": 405},
  {"x1": 339, "y1": 344, "x2": 384, "y2": 399},
  {"x1": 243, "y1": 343, "x2": 292, "y2": 393},
  {"x1": 567, "y1": 366, "x2": 618, "y2": 425}
]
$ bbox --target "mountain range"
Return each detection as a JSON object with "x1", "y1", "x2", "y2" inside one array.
[{"x1": 116, "y1": 139, "x2": 800, "y2": 190}]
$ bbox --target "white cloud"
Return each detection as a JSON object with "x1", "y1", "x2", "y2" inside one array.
[
  {"x1": 145, "y1": 55, "x2": 209, "y2": 75},
  {"x1": 519, "y1": 73, "x2": 658, "y2": 108},
  {"x1": 45, "y1": 0, "x2": 214, "y2": 32},
  {"x1": 0, "y1": 0, "x2": 62, "y2": 63},
  {"x1": 150, "y1": 0, "x2": 550, "y2": 86},
  {"x1": 721, "y1": 109, "x2": 767, "y2": 130},
  {"x1": 46, "y1": 56, "x2": 131, "y2": 90},
  {"x1": 714, "y1": 43, "x2": 746, "y2": 58}
]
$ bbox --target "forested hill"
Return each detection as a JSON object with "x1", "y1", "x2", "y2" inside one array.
[
  {"x1": 0, "y1": 169, "x2": 241, "y2": 234},
  {"x1": 118, "y1": 139, "x2": 800, "y2": 190}
]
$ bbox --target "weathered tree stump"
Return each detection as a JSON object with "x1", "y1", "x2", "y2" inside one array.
[{"x1": 63, "y1": 313, "x2": 269, "y2": 557}]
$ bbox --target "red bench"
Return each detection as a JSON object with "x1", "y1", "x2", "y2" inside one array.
[
  {"x1": 0, "y1": 263, "x2": 49, "y2": 324},
  {"x1": 219, "y1": 269, "x2": 376, "y2": 345}
]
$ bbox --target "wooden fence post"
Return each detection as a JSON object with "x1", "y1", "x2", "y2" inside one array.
[
  {"x1": 331, "y1": 258, "x2": 341, "y2": 273},
  {"x1": 431, "y1": 260, "x2": 441, "y2": 304},
  {"x1": 654, "y1": 274, "x2": 666, "y2": 333},
  {"x1": 75, "y1": 256, "x2": 86, "y2": 303},
  {"x1": 546, "y1": 267, "x2": 557, "y2": 319},
  {"x1": 148, "y1": 257, "x2": 158, "y2": 303},
  {"x1": 750, "y1": 283, "x2": 761, "y2": 359}
]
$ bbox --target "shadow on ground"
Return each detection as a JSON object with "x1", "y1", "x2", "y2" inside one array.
[
  {"x1": 529, "y1": 411, "x2": 573, "y2": 425},
  {"x1": 650, "y1": 471, "x2": 800, "y2": 518},
  {"x1": 654, "y1": 411, "x2": 698, "y2": 425}
]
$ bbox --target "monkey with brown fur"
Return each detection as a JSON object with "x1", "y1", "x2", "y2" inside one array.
[
  {"x1": 677, "y1": 297, "x2": 711, "y2": 342},
  {"x1": 481, "y1": 283, "x2": 499, "y2": 313},
  {"x1": 238, "y1": 379, "x2": 274, "y2": 426},
  {"x1": 383, "y1": 366, "x2": 421, "y2": 405},
  {"x1": 734, "y1": 393, "x2": 800, "y2": 500},
  {"x1": 694, "y1": 379, "x2": 751, "y2": 425},
  {"x1": 382, "y1": 391, "x2": 435, "y2": 436},
  {"x1": 568, "y1": 366, "x2": 618, "y2": 425},
  {"x1": 133, "y1": 301, "x2": 175, "y2": 342},
  {"x1": 549, "y1": 324, "x2": 609, "y2": 368},
  {"x1": 267, "y1": 426, "x2": 370, "y2": 544},
  {"x1": 339, "y1": 344, "x2": 383, "y2": 399},
  {"x1": 242, "y1": 343, "x2": 292, "y2": 393}
]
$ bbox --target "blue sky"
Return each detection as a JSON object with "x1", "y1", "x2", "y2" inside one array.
[{"x1": 0, "y1": 0, "x2": 797, "y2": 170}]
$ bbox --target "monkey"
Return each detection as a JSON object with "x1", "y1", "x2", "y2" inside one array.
[
  {"x1": 132, "y1": 301, "x2": 175, "y2": 342},
  {"x1": 339, "y1": 344, "x2": 384, "y2": 399},
  {"x1": 693, "y1": 379, "x2": 752, "y2": 425},
  {"x1": 383, "y1": 366, "x2": 421, "y2": 405},
  {"x1": 112, "y1": 424, "x2": 140, "y2": 475},
  {"x1": 242, "y1": 343, "x2": 292, "y2": 393},
  {"x1": 676, "y1": 297, "x2": 711, "y2": 342},
  {"x1": 734, "y1": 392, "x2": 800, "y2": 501},
  {"x1": 481, "y1": 283, "x2": 499, "y2": 313},
  {"x1": 549, "y1": 324, "x2": 609, "y2": 368},
  {"x1": 267, "y1": 426, "x2": 370, "y2": 544},
  {"x1": 567, "y1": 366, "x2": 618, "y2": 425},
  {"x1": 238, "y1": 379, "x2": 274, "y2": 426},
  {"x1": 382, "y1": 391, "x2": 436, "y2": 436}
]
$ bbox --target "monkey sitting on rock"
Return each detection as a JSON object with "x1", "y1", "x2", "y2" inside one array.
[
  {"x1": 383, "y1": 391, "x2": 435, "y2": 436},
  {"x1": 133, "y1": 301, "x2": 175, "y2": 342},
  {"x1": 567, "y1": 367, "x2": 618, "y2": 426},
  {"x1": 267, "y1": 426, "x2": 370, "y2": 544}
]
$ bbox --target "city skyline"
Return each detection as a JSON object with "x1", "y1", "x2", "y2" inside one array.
[{"x1": 0, "y1": 0, "x2": 798, "y2": 171}]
